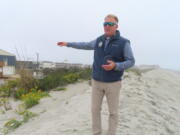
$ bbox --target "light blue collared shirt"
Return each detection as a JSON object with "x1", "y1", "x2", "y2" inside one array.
[{"x1": 67, "y1": 39, "x2": 135, "y2": 71}]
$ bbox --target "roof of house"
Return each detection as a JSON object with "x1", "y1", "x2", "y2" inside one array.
[{"x1": 0, "y1": 49, "x2": 15, "y2": 56}]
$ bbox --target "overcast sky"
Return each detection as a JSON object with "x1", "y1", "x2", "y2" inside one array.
[{"x1": 0, "y1": 0, "x2": 180, "y2": 70}]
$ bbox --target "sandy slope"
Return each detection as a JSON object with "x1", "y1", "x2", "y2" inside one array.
[{"x1": 0, "y1": 67, "x2": 180, "y2": 135}]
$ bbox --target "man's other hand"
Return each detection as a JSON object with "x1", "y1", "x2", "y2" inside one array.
[
  {"x1": 102, "y1": 60, "x2": 116, "y2": 71},
  {"x1": 57, "y1": 42, "x2": 68, "y2": 46}
]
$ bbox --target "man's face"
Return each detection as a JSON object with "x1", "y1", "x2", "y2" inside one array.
[{"x1": 103, "y1": 17, "x2": 118, "y2": 37}]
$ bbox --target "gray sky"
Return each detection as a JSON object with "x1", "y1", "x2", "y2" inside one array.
[{"x1": 0, "y1": 0, "x2": 180, "y2": 70}]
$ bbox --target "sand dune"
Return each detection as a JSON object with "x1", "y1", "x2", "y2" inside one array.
[{"x1": 1, "y1": 67, "x2": 180, "y2": 135}]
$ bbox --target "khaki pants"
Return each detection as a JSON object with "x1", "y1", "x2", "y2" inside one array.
[{"x1": 91, "y1": 79, "x2": 122, "y2": 135}]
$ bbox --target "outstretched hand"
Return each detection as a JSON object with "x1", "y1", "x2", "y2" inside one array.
[
  {"x1": 102, "y1": 60, "x2": 116, "y2": 71},
  {"x1": 57, "y1": 42, "x2": 68, "y2": 46}
]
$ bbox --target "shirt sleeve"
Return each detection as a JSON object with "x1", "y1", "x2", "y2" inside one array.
[
  {"x1": 114, "y1": 42, "x2": 135, "y2": 71},
  {"x1": 67, "y1": 39, "x2": 96, "y2": 50}
]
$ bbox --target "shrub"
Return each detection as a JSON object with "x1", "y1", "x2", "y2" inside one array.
[
  {"x1": 38, "y1": 67, "x2": 92, "y2": 91},
  {"x1": 0, "y1": 97, "x2": 11, "y2": 111},
  {"x1": 62, "y1": 73, "x2": 80, "y2": 83},
  {"x1": 0, "y1": 70, "x2": 38, "y2": 98},
  {"x1": 15, "y1": 104, "x2": 26, "y2": 115},
  {"x1": 21, "y1": 110, "x2": 37, "y2": 123},
  {"x1": 21, "y1": 88, "x2": 49, "y2": 109},
  {"x1": 55, "y1": 87, "x2": 67, "y2": 91},
  {"x1": 17, "y1": 69, "x2": 39, "y2": 90},
  {"x1": 78, "y1": 68, "x2": 92, "y2": 80},
  {"x1": 0, "y1": 80, "x2": 19, "y2": 97},
  {"x1": 4, "y1": 119, "x2": 21, "y2": 131},
  {"x1": 7, "y1": 79, "x2": 19, "y2": 88},
  {"x1": 14, "y1": 88, "x2": 27, "y2": 99},
  {"x1": 38, "y1": 74, "x2": 61, "y2": 90},
  {"x1": 3, "y1": 110, "x2": 37, "y2": 134},
  {"x1": 21, "y1": 93, "x2": 39, "y2": 109},
  {"x1": 0, "y1": 84, "x2": 11, "y2": 97}
]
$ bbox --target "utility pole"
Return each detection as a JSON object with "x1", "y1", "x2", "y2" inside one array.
[{"x1": 36, "y1": 53, "x2": 39, "y2": 70}]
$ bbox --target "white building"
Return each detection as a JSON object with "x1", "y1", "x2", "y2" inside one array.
[
  {"x1": 39, "y1": 61, "x2": 56, "y2": 69},
  {"x1": 0, "y1": 49, "x2": 16, "y2": 77}
]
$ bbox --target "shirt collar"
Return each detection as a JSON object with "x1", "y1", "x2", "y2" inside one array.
[{"x1": 103, "y1": 30, "x2": 120, "y2": 41}]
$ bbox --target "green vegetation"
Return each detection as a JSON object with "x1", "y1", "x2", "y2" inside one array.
[
  {"x1": 0, "y1": 67, "x2": 91, "y2": 134},
  {"x1": 38, "y1": 67, "x2": 91, "y2": 90},
  {"x1": 0, "y1": 80, "x2": 19, "y2": 97},
  {"x1": 0, "y1": 98, "x2": 8, "y2": 107},
  {"x1": 21, "y1": 88, "x2": 49, "y2": 109},
  {"x1": 4, "y1": 119, "x2": 21, "y2": 132},
  {"x1": 3, "y1": 110, "x2": 37, "y2": 134},
  {"x1": 63, "y1": 73, "x2": 79, "y2": 83},
  {"x1": 21, "y1": 110, "x2": 38, "y2": 123},
  {"x1": 0, "y1": 83, "x2": 11, "y2": 97},
  {"x1": 0, "y1": 98, "x2": 11, "y2": 111},
  {"x1": 55, "y1": 87, "x2": 67, "y2": 91},
  {"x1": 14, "y1": 88, "x2": 27, "y2": 99},
  {"x1": 125, "y1": 67, "x2": 142, "y2": 76},
  {"x1": 0, "y1": 67, "x2": 91, "y2": 120},
  {"x1": 0, "y1": 67, "x2": 91, "y2": 100}
]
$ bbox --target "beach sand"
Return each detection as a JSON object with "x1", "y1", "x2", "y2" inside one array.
[{"x1": 1, "y1": 67, "x2": 180, "y2": 135}]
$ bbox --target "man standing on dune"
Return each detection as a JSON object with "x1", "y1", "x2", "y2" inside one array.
[{"x1": 57, "y1": 14, "x2": 135, "y2": 135}]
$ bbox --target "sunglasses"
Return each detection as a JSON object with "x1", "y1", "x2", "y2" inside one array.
[{"x1": 103, "y1": 22, "x2": 117, "y2": 26}]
